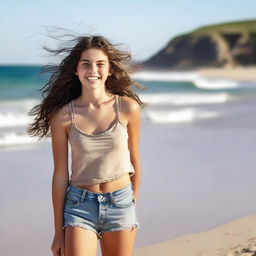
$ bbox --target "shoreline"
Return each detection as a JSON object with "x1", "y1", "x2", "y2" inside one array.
[
  {"x1": 196, "y1": 67, "x2": 256, "y2": 82},
  {"x1": 132, "y1": 66, "x2": 256, "y2": 83},
  {"x1": 133, "y1": 215, "x2": 256, "y2": 256}
]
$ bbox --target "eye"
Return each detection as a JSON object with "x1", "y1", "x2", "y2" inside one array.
[{"x1": 97, "y1": 63, "x2": 104, "y2": 67}]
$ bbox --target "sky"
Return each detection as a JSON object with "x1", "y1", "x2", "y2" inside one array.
[{"x1": 1, "y1": 0, "x2": 256, "y2": 65}]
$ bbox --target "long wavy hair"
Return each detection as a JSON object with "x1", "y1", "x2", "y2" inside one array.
[{"x1": 27, "y1": 34, "x2": 147, "y2": 140}]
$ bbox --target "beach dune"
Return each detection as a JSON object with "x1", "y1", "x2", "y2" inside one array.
[{"x1": 133, "y1": 215, "x2": 256, "y2": 256}]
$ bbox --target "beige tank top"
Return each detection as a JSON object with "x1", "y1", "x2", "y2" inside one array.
[{"x1": 68, "y1": 94, "x2": 135, "y2": 186}]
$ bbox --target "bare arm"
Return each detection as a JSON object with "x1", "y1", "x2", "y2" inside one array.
[
  {"x1": 126, "y1": 97, "x2": 141, "y2": 203},
  {"x1": 50, "y1": 107, "x2": 70, "y2": 234}
]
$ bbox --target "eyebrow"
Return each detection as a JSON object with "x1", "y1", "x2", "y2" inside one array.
[{"x1": 80, "y1": 59, "x2": 107, "y2": 63}]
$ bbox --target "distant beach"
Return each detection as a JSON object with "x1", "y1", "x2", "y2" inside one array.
[
  {"x1": 0, "y1": 66, "x2": 255, "y2": 255},
  {"x1": 197, "y1": 66, "x2": 256, "y2": 82}
]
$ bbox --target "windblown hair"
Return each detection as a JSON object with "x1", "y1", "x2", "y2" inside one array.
[{"x1": 27, "y1": 34, "x2": 147, "y2": 140}]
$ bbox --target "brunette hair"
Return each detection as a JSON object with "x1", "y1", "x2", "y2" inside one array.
[{"x1": 27, "y1": 34, "x2": 147, "y2": 139}]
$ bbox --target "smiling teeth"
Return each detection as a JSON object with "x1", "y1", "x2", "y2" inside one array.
[{"x1": 87, "y1": 76, "x2": 99, "y2": 80}]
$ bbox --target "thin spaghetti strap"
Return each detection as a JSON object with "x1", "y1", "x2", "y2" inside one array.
[
  {"x1": 69, "y1": 100, "x2": 76, "y2": 126},
  {"x1": 116, "y1": 95, "x2": 121, "y2": 121}
]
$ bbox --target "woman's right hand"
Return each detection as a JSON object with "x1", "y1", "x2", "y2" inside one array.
[{"x1": 51, "y1": 230, "x2": 65, "y2": 256}]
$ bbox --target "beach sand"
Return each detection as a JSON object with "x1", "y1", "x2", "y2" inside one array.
[
  {"x1": 133, "y1": 215, "x2": 256, "y2": 256},
  {"x1": 197, "y1": 67, "x2": 256, "y2": 81}
]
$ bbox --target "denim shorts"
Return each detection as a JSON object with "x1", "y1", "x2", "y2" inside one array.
[{"x1": 62, "y1": 182, "x2": 141, "y2": 239}]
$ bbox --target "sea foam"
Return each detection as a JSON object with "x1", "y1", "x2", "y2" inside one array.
[
  {"x1": 132, "y1": 71, "x2": 241, "y2": 90},
  {"x1": 146, "y1": 108, "x2": 219, "y2": 124},
  {"x1": 0, "y1": 98, "x2": 40, "y2": 128},
  {"x1": 0, "y1": 132, "x2": 49, "y2": 147},
  {"x1": 139, "y1": 92, "x2": 229, "y2": 106},
  {"x1": 132, "y1": 71, "x2": 199, "y2": 82},
  {"x1": 0, "y1": 112, "x2": 32, "y2": 128}
]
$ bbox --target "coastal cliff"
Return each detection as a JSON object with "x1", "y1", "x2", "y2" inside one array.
[{"x1": 142, "y1": 19, "x2": 256, "y2": 70}]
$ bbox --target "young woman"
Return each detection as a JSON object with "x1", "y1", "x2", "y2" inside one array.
[{"x1": 28, "y1": 35, "x2": 146, "y2": 256}]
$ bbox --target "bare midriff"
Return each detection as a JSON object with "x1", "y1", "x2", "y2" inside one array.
[{"x1": 76, "y1": 173, "x2": 132, "y2": 193}]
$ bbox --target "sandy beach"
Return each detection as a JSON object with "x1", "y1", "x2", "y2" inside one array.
[
  {"x1": 133, "y1": 215, "x2": 256, "y2": 256},
  {"x1": 197, "y1": 67, "x2": 256, "y2": 82}
]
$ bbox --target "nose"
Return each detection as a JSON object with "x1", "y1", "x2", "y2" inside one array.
[{"x1": 88, "y1": 63, "x2": 98, "y2": 73}]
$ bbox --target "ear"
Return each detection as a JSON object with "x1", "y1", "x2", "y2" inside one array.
[{"x1": 108, "y1": 68, "x2": 114, "y2": 76}]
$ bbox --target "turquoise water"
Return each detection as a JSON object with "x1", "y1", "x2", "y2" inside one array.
[{"x1": 0, "y1": 65, "x2": 48, "y2": 100}]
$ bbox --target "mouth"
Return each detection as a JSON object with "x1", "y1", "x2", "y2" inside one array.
[{"x1": 86, "y1": 76, "x2": 101, "y2": 82}]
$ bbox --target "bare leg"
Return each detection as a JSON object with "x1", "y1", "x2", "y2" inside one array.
[
  {"x1": 100, "y1": 227, "x2": 138, "y2": 256},
  {"x1": 64, "y1": 226, "x2": 98, "y2": 256}
]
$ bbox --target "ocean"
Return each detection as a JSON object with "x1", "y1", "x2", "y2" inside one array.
[{"x1": 0, "y1": 65, "x2": 255, "y2": 148}]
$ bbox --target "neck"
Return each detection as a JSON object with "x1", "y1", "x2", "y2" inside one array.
[{"x1": 75, "y1": 88, "x2": 114, "y2": 109}]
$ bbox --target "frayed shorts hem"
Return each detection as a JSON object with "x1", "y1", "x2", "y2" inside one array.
[
  {"x1": 62, "y1": 223, "x2": 102, "y2": 240},
  {"x1": 100, "y1": 223, "x2": 141, "y2": 234},
  {"x1": 62, "y1": 222, "x2": 141, "y2": 240}
]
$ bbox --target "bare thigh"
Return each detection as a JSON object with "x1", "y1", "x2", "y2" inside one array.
[
  {"x1": 64, "y1": 226, "x2": 98, "y2": 256},
  {"x1": 100, "y1": 227, "x2": 138, "y2": 256}
]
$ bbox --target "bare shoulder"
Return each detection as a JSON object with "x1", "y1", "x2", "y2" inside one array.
[
  {"x1": 50, "y1": 102, "x2": 71, "y2": 133},
  {"x1": 121, "y1": 96, "x2": 140, "y2": 128},
  {"x1": 120, "y1": 95, "x2": 140, "y2": 114}
]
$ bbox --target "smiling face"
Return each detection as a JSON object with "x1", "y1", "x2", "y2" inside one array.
[{"x1": 75, "y1": 48, "x2": 113, "y2": 90}]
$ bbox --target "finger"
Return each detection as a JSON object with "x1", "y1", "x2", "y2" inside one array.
[
  {"x1": 53, "y1": 248, "x2": 60, "y2": 256},
  {"x1": 61, "y1": 246, "x2": 65, "y2": 256}
]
